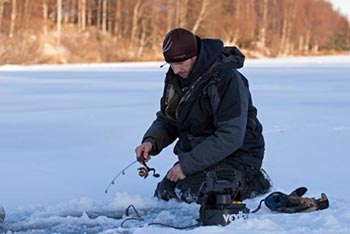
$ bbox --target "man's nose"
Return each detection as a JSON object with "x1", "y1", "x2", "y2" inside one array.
[{"x1": 171, "y1": 64, "x2": 181, "y2": 74}]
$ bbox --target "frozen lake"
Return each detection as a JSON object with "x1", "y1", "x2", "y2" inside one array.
[{"x1": 0, "y1": 55, "x2": 349, "y2": 233}]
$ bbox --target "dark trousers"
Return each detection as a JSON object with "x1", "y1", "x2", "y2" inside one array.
[{"x1": 154, "y1": 165, "x2": 271, "y2": 203}]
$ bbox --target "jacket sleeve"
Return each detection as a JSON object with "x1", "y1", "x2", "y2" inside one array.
[
  {"x1": 178, "y1": 69, "x2": 250, "y2": 175},
  {"x1": 142, "y1": 110, "x2": 178, "y2": 155},
  {"x1": 142, "y1": 75, "x2": 179, "y2": 157}
]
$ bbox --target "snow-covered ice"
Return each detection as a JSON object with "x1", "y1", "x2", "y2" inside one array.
[{"x1": 0, "y1": 55, "x2": 349, "y2": 233}]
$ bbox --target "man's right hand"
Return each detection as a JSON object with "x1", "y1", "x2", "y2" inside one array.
[{"x1": 135, "y1": 142, "x2": 153, "y2": 163}]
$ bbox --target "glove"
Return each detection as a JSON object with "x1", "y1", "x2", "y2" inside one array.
[{"x1": 264, "y1": 187, "x2": 329, "y2": 213}]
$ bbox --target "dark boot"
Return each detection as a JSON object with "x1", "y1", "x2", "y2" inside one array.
[{"x1": 242, "y1": 168, "x2": 272, "y2": 199}]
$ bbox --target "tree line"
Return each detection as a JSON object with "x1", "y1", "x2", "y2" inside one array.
[{"x1": 0, "y1": 0, "x2": 349, "y2": 64}]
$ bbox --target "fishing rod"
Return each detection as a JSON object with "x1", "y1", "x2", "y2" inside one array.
[{"x1": 105, "y1": 158, "x2": 160, "y2": 194}]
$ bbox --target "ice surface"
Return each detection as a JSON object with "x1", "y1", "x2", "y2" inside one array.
[{"x1": 0, "y1": 55, "x2": 349, "y2": 233}]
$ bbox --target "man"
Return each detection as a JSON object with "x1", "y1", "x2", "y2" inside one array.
[{"x1": 135, "y1": 28, "x2": 271, "y2": 203}]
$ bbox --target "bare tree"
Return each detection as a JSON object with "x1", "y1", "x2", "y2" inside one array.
[
  {"x1": 63, "y1": 0, "x2": 69, "y2": 24},
  {"x1": 192, "y1": 0, "x2": 211, "y2": 34},
  {"x1": 136, "y1": 6, "x2": 151, "y2": 58},
  {"x1": 42, "y1": 0, "x2": 48, "y2": 35},
  {"x1": 215, "y1": 1, "x2": 236, "y2": 45},
  {"x1": 150, "y1": 0, "x2": 164, "y2": 51},
  {"x1": 79, "y1": 0, "x2": 86, "y2": 31},
  {"x1": 278, "y1": 0, "x2": 297, "y2": 55},
  {"x1": 130, "y1": 0, "x2": 143, "y2": 49},
  {"x1": 70, "y1": 0, "x2": 76, "y2": 23},
  {"x1": 0, "y1": 0, "x2": 6, "y2": 32},
  {"x1": 101, "y1": 0, "x2": 107, "y2": 32},
  {"x1": 166, "y1": 0, "x2": 173, "y2": 32},
  {"x1": 1, "y1": 0, "x2": 349, "y2": 64},
  {"x1": 9, "y1": 0, "x2": 16, "y2": 38},
  {"x1": 175, "y1": 0, "x2": 188, "y2": 28},
  {"x1": 107, "y1": 0, "x2": 113, "y2": 33},
  {"x1": 87, "y1": 0, "x2": 92, "y2": 26},
  {"x1": 114, "y1": 0, "x2": 122, "y2": 39},
  {"x1": 22, "y1": 0, "x2": 31, "y2": 30},
  {"x1": 96, "y1": 0, "x2": 101, "y2": 29},
  {"x1": 258, "y1": 0, "x2": 268, "y2": 48},
  {"x1": 77, "y1": 0, "x2": 81, "y2": 29},
  {"x1": 57, "y1": 0, "x2": 62, "y2": 45}
]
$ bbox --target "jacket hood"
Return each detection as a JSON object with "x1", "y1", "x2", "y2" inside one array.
[
  {"x1": 179, "y1": 37, "x2": 224, "y2": 88},
  {"x1": 220, "y1": 46, "x2": 245, "y2": 69}
]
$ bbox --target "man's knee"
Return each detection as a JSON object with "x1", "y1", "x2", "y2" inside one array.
[
  {"x1": 154, "y1": 171, "x2": 206, "y2": 203},
  {"x1": 174, "y1": 182, "x2": 199, "y2": 203}
]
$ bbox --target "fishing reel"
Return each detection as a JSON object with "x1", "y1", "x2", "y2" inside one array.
[
  {"x1": 105, "y1": 158, "x2": 161, "y2": 194},
  {"x1": 137, "y1": 162, "x2": 160, "y2": 179}
]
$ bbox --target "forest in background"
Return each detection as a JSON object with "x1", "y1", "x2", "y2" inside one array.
[{"x1": 0, "y1": 0, "x2": 349, "y2": 65}]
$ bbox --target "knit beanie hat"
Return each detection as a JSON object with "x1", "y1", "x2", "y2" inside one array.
[{"x1": 162, "y1": 28, "x2": 198, "y2": 63}]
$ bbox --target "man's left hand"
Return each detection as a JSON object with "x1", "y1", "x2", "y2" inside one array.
[{"x1": 167, "y1": 163, "x2": 186, "y2": 182}]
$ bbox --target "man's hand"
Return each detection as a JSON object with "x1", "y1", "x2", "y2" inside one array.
[
  {"x1": 135, "y1": 142, "x2": 152, "y2": 163},
  {"x1": 167, "y1": 163, "x2": 186, "y2": 182}
]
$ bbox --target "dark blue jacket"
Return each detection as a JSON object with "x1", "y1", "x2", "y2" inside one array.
[{"x1": 143, "y1": 38, "x2": 264, "y2": 176}]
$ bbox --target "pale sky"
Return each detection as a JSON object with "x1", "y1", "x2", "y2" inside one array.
[{"x1": 327, "y1": 0, "x2": 350, "y2": 16}]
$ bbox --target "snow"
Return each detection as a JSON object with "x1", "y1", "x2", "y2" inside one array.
[{"x1": 0, "y1": 55, "x2": 350, "y2": 233}]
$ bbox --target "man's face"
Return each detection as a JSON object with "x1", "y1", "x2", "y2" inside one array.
[{"x1": 169, "y1": 56, "x2": 197, "y2": 79}]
